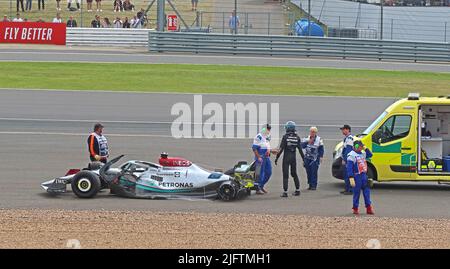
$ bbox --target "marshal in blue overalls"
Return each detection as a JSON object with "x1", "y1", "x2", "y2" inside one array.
[
  {"x1": 346, "y1": 141, "x2": 374, "y2": 215},
  {"x1": 252, "y1": 125, "x2": 272, "y2": 194},
  {"x1": 301, "y1": 127, "x2": 324, "y2": 190}
]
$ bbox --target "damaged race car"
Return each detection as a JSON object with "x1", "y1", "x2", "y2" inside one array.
[
  {"x1": 41, "y1": 153, "x2": 249, "y2": 201},
  {"x1": 224, "y1": 160, "x2": 258, "y2": 191}
]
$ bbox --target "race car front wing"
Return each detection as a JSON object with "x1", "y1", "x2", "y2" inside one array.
[{"x1": 41, "y1": 177, "x2": 71, "y2": 194}]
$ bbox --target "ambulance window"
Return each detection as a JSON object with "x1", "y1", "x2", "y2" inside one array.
[
  {"x1": 372, "y1": 115, "x2": 412, "y2": 144},
  {"x1": 363, "y1": 111, "x2": 388, "y2": 135}
]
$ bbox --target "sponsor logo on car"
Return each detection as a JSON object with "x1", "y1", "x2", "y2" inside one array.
[
  {"x1": 151, "y1": 175, "x2": 164, "y2": 182},
  {"x1": 158, "y1": 182, "x2": 194, "y2": 188}
]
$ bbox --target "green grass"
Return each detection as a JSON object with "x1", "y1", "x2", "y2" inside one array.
[{"x1": 0, "y1": 62, "x2": 449, "y2": 97}]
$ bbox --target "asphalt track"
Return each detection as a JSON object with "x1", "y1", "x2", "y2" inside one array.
[
  {"x1": 1, "y1": 89, "x2": 450, "y2": 219},
  {"x1": 0, "y1": 45, "x2": 449, "y2": 72}
]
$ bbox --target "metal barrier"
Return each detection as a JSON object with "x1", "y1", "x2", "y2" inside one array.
[
  {"x1": 149, "y1": 32, "x2": 450, "y2": 62},
  {"x1": 67, "y1": 28, "x2": 152, "y2": 47}
]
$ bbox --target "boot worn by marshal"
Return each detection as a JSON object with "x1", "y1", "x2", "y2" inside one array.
[{"x1": 366, "y1": 205, "x2": 375, "y2": 215}]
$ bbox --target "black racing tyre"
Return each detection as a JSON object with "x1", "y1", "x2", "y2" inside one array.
[
  {"x1": 367, "y1": 166, "x2": 374, "y2": 179},
  {"x1": 217, "y1": 181, "x2": 238, "y2": 201},
  {"x1": 367, "y1": 166, "x2": 376, "y2": 188},
  {"x1": 71, "y1": 171, "x2": 101, "y2": 198}
]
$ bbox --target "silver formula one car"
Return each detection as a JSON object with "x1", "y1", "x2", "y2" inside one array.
[{"x1": 41, "y1": 154, "x2": 249, "y2": 201}]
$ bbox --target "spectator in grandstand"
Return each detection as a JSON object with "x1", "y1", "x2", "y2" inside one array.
[
  {"x1": 12, "y1": 13, "x2": 23, "y2": 22},
  {"x1": 86, "y1": 0, "x2": 93, "y2": 11},
  {"x1": 55, "y1": 0, "x2": 61, "y2": 11},
  {"x1": 38, "y1": 0, "x2": 44, "y2": 10},
  {"x1": 123, "y1": 17, "x2": 130, "y2": 28},
  {"x1": 17, "y1": 0, "x2": 25, "y2": 12},
  {"x1": 36, "y1": 17, "x2": 45, "y2": 22},
  {"x1": 102, "y1": 17, "x2": 112, "y2": 27},
  {"x1": 113, "y1": 17, "x2": 122, "y2": 28},
  {"x1": 67, "y1": 0, "x2": 81, "y2": 10},
  {"x1": 53, "y1": 13, "x2": 62, "y2": 23},
  {"x1": 3, "y1": 15, "x2": 10, "y2": 22},
  {"x1": 91, "y1": 15, "x2": 101, "y2": 27},
  {"x1": 137, "y1": 8, "x2": 147, "y2": 26},
  {"x1": 113, "y1": 0, "x2": 123, "y2": 12},
  {"x1": 95, "y1": 0, "x2": 102, "y2": 12},
  {"x1": 191, "y1": 0, "x2": 198, "y2": 11},
  {"x1": 23, "y1": 18, "x2": 28, "y2": 22},
  {"x1": 67, "y1": 16, "x2": 77, "y2": 27},
  {"x1": 228, "y1": 10, "x2": 240, "y2": 34},
  {"x1": 130, "y1": 15, "x2": 140, "y2": 28},
  {"x1": 25, "y1": 0, "x2": 32, "y2": 11},
  {"x1": 122, "y1": 0, "x2": 134, "y2": 11}
]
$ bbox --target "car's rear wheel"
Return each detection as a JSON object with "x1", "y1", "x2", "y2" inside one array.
[
  {"x1": 71, "y1": 171, "x2": 101, "y2": 198},
  {"x1": 217, "y1": 181, "x2": 238, "y2": 201}
]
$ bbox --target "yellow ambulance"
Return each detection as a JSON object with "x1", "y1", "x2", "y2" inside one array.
[{"x1": 332, "y1": 93, "x2": 450, "y2": 182}]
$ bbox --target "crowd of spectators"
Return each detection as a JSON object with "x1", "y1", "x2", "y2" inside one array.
[
  {"x1": 13, "y1": 0, "x2": 136, "y2": 12},
  {"x1": 90, "y1": 8, "x2": 146, "y2": 28},
  {"x1": 2, "y1": 12, "x2": 79, "y2": 25},
  {"x1": 3, "y1": 0, "x2": 146, "y2": 28},
  {"x1": 2, "y1": 12, "x2": 146, "y2": 28},
  {"x1": 2, "y1": 0, "x2": 207, "y2": 28}
]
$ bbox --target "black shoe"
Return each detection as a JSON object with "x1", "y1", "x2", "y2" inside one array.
[
  {"x1": 310, "y1": 187, "x2": 317, "y2": 191},
  {"x1": 280, "y1": 192, "x2": 288, "y2": 198},
  {"x1": 293, "y1": 190, "x2": 301, "y2": 196}
]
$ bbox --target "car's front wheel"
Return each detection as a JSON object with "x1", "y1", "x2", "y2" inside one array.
[
  {"x1": 367, "y1": 166, "x2": 376, "y2": 188},
  {"x1": 71, "y1": 171, "x2": 101, "y2": 198}
]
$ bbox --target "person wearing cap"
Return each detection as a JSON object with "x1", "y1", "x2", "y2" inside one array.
[
  {"x1": 340, "y1": 124, "x2": 354, "y2": 195},
  {"x1": 87, "y1": 123, "x2": 109, "y2": 164},
  {"x1": 252, "y1": 124, "x2": 273, "y2": 195},
  {"x1": 346, "y1": 140, "x2": 374, "y2": 215},
  {"x1": 275, "y1": 121, "x2": 305, "y2": 198},
  {"x1": 301, "y1": 126, "x2": 324, "y2": 190}
]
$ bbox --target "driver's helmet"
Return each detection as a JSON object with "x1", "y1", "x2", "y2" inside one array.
[
  {"x1": 354, "y1": 140, "x2": 364, "y2": 150},
  {"x1": 160, "y1": 152, "x2": 168, "y2": 159},
  {"x1": 285, "y1": 121, "x2": 296, "y2": 132}
]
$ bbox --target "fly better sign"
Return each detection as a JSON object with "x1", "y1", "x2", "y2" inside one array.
[
  {"x1": 167, "y1": 15, "x2": 178, "y2": 31},
  {"x1": 0, "y1": 22, "x2": 66, "y2": 45}
]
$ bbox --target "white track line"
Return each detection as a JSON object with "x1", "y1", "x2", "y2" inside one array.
[
  {"x1": 0, "y1": 51, "x2": 449, "y2": 69},
  {"x1": 0, "y1": 87, "x2": 398, "y2": 100},
  {"x1": 0, "y1": 117, "x2": 367, "y2": 128},
  {"x1": 0, "y1": 131, "x2": 341, "y2": 141}
]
